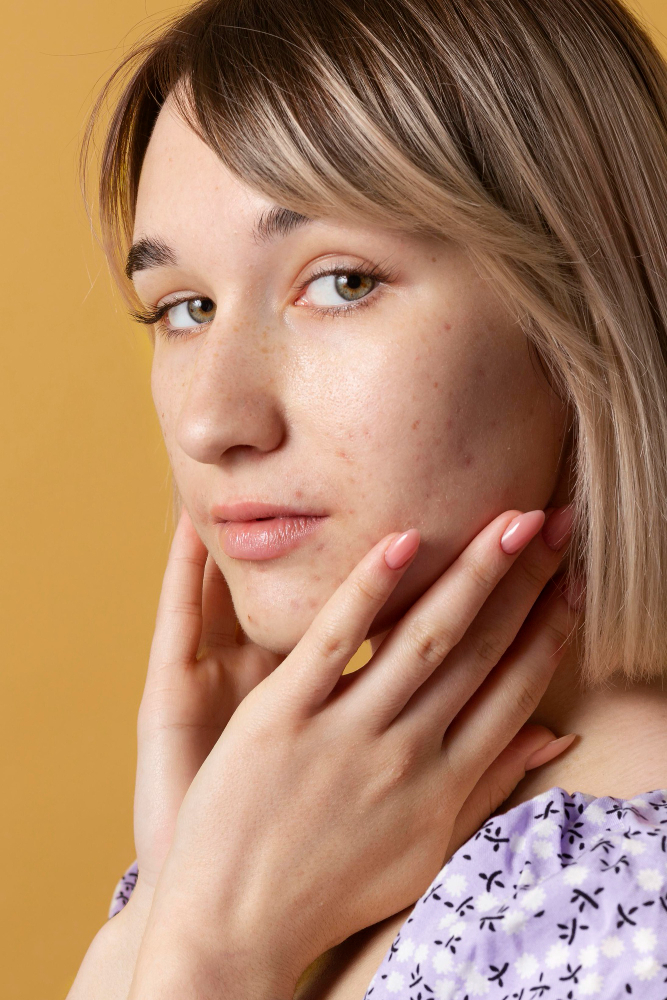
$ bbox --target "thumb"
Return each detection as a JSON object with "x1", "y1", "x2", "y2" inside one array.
[{"x1": 446, "y1": 725, "x2": 576, "y2": 858}]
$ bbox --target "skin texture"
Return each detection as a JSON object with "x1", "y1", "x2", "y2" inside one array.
[
  {"x1": 67, "y1": 97, "x2": 667, "y2": 1000},
  {"x1": 134, "y1": 100, "x2": 569, "y2": 656}
]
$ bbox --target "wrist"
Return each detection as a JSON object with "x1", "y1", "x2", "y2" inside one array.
[{"x1": 128, "y1": 910, "x2": 299, "y2": 1000}]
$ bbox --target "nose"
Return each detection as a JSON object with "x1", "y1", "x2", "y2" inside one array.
[{"x1": 174, "y1": 317, "x2": 287, "y2": 465}]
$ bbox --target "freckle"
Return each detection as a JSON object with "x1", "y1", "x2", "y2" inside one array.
[
  {"x1": 308, "y1": 597, "x2": 318, "y2": 609},
  {"x1": 433, "y1": 382, "x2": 439, "y2": 389},
  {"x1": 316, "y1": 543, "x2": 324, "y2": 551},
  {"x1": 412, "y1": 419, "x2": 421, "y2": 430},
  {"x1": 247, "y1": 613, "x2": 254, "y2": 623},
  {"x1": 431, "y1": 257, "x2": 436, "y2": 262},
  {"x1": 295, "y1": 489, "x2": 303, "y2": 498}
]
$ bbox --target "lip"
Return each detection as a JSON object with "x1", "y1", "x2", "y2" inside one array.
[
  {"x1": 217, "y1": 515, "x2": 327, "y2": 560},
  {"x1": 211, "y1": 501, "x2": 329, "y2": 560},
  {"x1": 211, "y1": 501, "x2": 327, "y2": 522}
]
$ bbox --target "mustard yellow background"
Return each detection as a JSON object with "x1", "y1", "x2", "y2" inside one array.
[{"x1": 1, "y1": 2, "x2": 665, "y2": 996}]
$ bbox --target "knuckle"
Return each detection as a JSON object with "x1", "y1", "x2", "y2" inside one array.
[
  {"x1": 379, "y1": 736, "x2": 422, "y2": 790},
  {"x1": 465, "y1": 554, "x2": 498, "y2": 592},
  {"x1": 471, "y1": 630, "x2": 507, "y2": 668},
  {"x1": 541, "y1": 617, "x2": 569, "y2": 655},
  {"x1": 512, "y1": 678, "x2": 541, "y2": 718},
  {"x1": 518, "y1": 556, "x2": 550, "y2": 592},
  {"x1": 353, "y1": 572, "x2": 387, "y2": 606},
  {"x1": 313, "y1": 625, "x2": 348, "y2": 661},
  {"x1": 405, "y1": 622, "x2": 455, "y2": 670}
]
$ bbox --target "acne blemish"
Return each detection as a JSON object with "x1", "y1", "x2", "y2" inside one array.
[
  {"x1": 443, "y1": 322, "x2": 451, "y2": 331},
  {"x1": 433, "y1": 382, "x2": 439, "y2": 388},
  {"x1": 412, "y1": 419, "x2": 421, "y2": 430}
]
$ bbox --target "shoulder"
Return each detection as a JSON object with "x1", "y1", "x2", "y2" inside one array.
[{"x1": 365, "y1": 787, "x2": 667, "y2": 999}]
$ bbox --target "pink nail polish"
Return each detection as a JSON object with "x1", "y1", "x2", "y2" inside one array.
[
  {"x1": 384, "y1": 529, "x2": 420, "y2": 569},
  {"x1": 524, "y1": 733, "x2": 577, "y2": 771},
  {"x1": 500, "y1": 510, "x2": 546, "y2": 555},
  {"x1": 542, "y1": 504, "x2": 574, "y2": 550}
]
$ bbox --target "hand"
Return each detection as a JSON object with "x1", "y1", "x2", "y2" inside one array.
[
  {"x1": 129, "y1": 506, "x2": 574, "y2": 1000},
  {"x1": 132, "y1": 509, "x2": 282, "y2": 897}
]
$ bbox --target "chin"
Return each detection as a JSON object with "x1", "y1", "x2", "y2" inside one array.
[
  {"x1": 232, "y1": 584, "x2": 413, "y2": 659},
  {"x1": 235, "y1": 610, "x2": 309, "y2": 656}
]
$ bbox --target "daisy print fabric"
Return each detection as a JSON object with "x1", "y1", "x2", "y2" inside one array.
[{"x1": 364, "y1": 788, "x2": 667, "y2": 1000}]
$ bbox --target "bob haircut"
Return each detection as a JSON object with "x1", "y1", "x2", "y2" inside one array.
[{"x1": 84, "y1": 0, "x2": 667, "y2": 686}]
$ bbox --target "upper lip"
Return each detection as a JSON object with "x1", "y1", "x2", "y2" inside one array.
[{"x1": 211, "y1": 501, "x2": 328, "y2": 522}]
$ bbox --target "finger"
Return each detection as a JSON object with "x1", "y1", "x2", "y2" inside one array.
[
  {"x1": 349, "y1": 509, "x2": 545, "y2": 728},
  {"x1": 395, "y1": 506, "x2": 572, "y2": 741},
  {"x1": 148, "y1": 506, "x2": 208, "y2": 671},
  {"x1": 200, "y1": 553, "x2": 239, "y2": 650},
  {"x1": 445, "y1": 724, "x2": 575, "y2": 859},
  {"x1": 275, "y1": 528, "x2": 421, "y2": 710},
  {"x1": 443, "y1": 586, "x2": 573, "y2": 800}
]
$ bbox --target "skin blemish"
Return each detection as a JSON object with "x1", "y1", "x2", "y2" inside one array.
[
  {"x1": 443, "y1": 322, "x2": 451, "y2": 331},
  {"x1": 433, "y1": 382, "x2": 439, "y2": 388},
  {"x1": 412, "y1": 419, "x2": 421, "y2": 430}
]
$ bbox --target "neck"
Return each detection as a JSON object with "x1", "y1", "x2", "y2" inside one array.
[
  {"x1": 369, "y1": 631, "x2": 667, "y2": 805},
  {"x1": 505, "y1": 640, "x2": 667, "y2": 807}
]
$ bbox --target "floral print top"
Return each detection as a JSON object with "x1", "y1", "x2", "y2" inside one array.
[{"x1": 110, "y1": 787, "x2": 667, "y2": 999}]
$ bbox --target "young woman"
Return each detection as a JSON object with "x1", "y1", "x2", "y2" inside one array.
[{"x1": 70, "y1": 0, "x2": 667, "y2": 997}]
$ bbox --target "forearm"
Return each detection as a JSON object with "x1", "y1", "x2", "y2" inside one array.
[{"x1": 67, "y1": 882, "x2": 153, "y2": 1000}]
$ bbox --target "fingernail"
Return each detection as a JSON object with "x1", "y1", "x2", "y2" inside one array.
[
  {"x1": 500, "y1": 510, "x2": 546, "y2": 555},
  {"x1": 384, "y1": 529, "x2": 420, "y2": 570},
  {"x1": 563, "y1": 574, "x2": 586, "y2": 611},
  {"x1": 524, "y1": 733, "x2": 577, "y2": 771},
  {"x1": 542, "y1": 504, "x2": 574, "y2": 551}
]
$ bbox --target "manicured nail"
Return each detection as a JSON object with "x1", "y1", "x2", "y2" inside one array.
[
  {"x1": 542, "y1": 504, "x2": 574, "y2": 550},
  {"x1": 500, "y1": 510, "x2": 546, "y2": 555},
  {"x1": 563, "y1": 574, "x2": 586, "y2": 611},
  {"x1": 384, "y1": 529, "x2": 420, "y2": 570},
  {"x1": 524, "y1": 733, "x2": 577, "y2": 771}
]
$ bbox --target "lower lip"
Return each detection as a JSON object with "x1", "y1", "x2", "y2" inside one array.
[{"x1": 219, "y1": 516, "x2": 327, "y2": 560}]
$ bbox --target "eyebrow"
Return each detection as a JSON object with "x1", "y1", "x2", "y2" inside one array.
[{"x1": 125, "y1": 206, "x2": 312, "y2": 280}]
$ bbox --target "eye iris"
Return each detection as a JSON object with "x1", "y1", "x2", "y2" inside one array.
[
  {"x1": 187, "y1": 297, "x2": 216, "y2": 323},
  {"x1": 334, "y1": 273, "x2": 374, "y2": 301}
]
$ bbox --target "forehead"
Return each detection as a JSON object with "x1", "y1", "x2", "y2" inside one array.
[{"x1": 134, "y1": 99, "x2": 273, "y2": 241}]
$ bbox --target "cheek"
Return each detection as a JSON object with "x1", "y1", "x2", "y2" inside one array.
[
  {"x1": 330, "y1": 324, "x2": 563, "y2": 523},
  {"x1": 150, "y1": 359, "x2": 193, "y2": 484}
]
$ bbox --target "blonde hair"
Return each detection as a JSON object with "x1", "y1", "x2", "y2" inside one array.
[{"x1": 84, "y1": 0, "x2": 667, "y2": 685}]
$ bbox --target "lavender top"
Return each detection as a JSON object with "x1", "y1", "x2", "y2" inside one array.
[{"x1": 110, "y1": 787, "x2": 667, "y2": 999}]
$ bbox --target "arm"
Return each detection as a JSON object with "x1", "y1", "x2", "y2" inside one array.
[{"x1": 67, "y1": 882, "x2": 152, "y2": 1000}]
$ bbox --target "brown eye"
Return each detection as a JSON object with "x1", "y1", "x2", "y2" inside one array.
[
  {"x1": 334, "y1": 273, "x2": 375, "y2": 301},
  {"x1": 187, "y1": 297, "x2": 216, "y2": 322}
]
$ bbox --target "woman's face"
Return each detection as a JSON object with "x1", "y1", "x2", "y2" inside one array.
[{"x1": 132, "y1": 101, "x2": 568, "y2": 654}]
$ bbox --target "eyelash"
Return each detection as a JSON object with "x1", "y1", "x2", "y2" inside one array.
[{"x1": 130, "y1": 260, "x2": 397, "y2": 337}]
